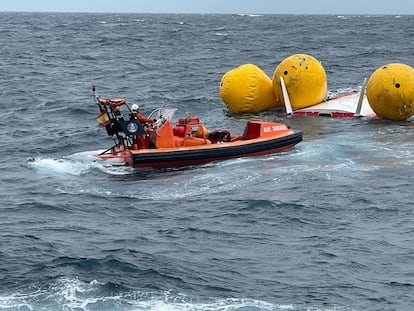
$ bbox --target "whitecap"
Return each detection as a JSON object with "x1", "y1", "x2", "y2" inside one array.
[
  {"x1": 0, "y1": 277, "x2": 355, "y2": 311},
  {"x1": 27, "y1": 150, "x2": 134, "y2": 177},
  {"x1": 27, "y1": 157, "x2": 93, "y2": 177}
]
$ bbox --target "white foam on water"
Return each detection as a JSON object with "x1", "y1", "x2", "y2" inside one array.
[
  {"x1": 27, "y1": 150, "x2": 135, "y2": 177},
  {"x1": 28, "y1": 157, "x2": 92, "y2": 177},
  {"x1": 0, "y1": 277, "x2": 355, "y2": 311},
  {"x1": 0, "y1": 294, "x2": 33, "y2": 310},
  {"x1": 28, "y1": 138, "x2": 413, "y2": 201}
]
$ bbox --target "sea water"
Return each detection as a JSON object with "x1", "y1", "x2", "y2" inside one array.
[{"x1": 0, "y1": 13, "x2": 413, "y2": 311}]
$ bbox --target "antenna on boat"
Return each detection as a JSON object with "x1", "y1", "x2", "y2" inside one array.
[
  {"x1": 92, "y1": 85, "x2": 97, "y2": 101},
  {"x1": 92, "y1": 85, "x2": 97, "y2": 102},
  {"x1": 280, "y1": 77, "x2": 293, "y2": 115},
  {"x1": 92, "y1": 85, "x2": 102, "y2": 110},
  {"x1": 354, "y1": 77, "x2": 367, "y2": 117}
]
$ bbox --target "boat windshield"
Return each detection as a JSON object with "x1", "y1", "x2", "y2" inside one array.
[{"x1": 148, "y1": 108, "x2": 177, "y2": 130}]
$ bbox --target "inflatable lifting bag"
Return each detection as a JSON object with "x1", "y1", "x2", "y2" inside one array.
[
  {"x1": 366, "y1": 63, "x2": 414, "y2": 121},
  {"x1": 220, "y1": 64, "x2": 282, "y2": 113},
  {"x1": 272, "y1": 54, "x2": 327, "y2": 109}
]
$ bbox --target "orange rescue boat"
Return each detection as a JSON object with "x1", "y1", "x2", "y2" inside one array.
[{"x1": 92, "y1": 86, "x2": 302, "y2": 169}]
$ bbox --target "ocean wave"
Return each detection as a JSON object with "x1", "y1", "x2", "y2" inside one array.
[
  {"x1": 27, "y1": 151, "x2": 135, "y2": 177},
  {"x1": 0, "y1": 277, "x2": 355, "y2": 311},
  {"x1": 3, "y1": 12, "x2": 414, "y2": 311}
]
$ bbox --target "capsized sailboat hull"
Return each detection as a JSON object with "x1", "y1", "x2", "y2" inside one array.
[
  {"x1": 293, "y1": 92, "x2": 376, "y2": 117},
  {"x1": 280, "y1": 77, "x2": 376, "y2": 118}
]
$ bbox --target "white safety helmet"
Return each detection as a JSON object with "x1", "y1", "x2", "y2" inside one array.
[{"x1": 131, "y1": 104, "x2": 139, "y2": 111}]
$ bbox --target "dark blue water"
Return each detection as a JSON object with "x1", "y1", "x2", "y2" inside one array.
[{"x1": 1, "y1": 12, "x2": 413, "y2": 311}]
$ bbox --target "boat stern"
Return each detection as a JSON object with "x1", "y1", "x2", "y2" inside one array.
[{"x1": 96, "y1": 146, "x2": 133, "y2": 166}]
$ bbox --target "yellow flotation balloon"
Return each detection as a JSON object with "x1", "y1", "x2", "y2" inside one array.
[
  {"x1": 272, "y1": 54, "x2": 327, "y2": 109},
  {"x1": 219, "y1": 64, "x2": 282, "y2": 113},
  {"x1": 366, "y1": 63, "x2": 414, "y2": 121}
]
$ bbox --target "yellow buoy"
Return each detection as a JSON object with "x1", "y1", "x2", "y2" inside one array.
[
  {"x1": 366, "y1": 63, "x2": 414, "y2": 121},
  {"x1": 272, "y1": 54, "x2": 327, "y2": 109},
  {"x1": 219, "y1": 64, "x2": 282, "y2": 113}
]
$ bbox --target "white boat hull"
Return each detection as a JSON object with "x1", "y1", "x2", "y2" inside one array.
[{"x1": 293, "y1": 92, "x2": 376, "y2": 118}]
